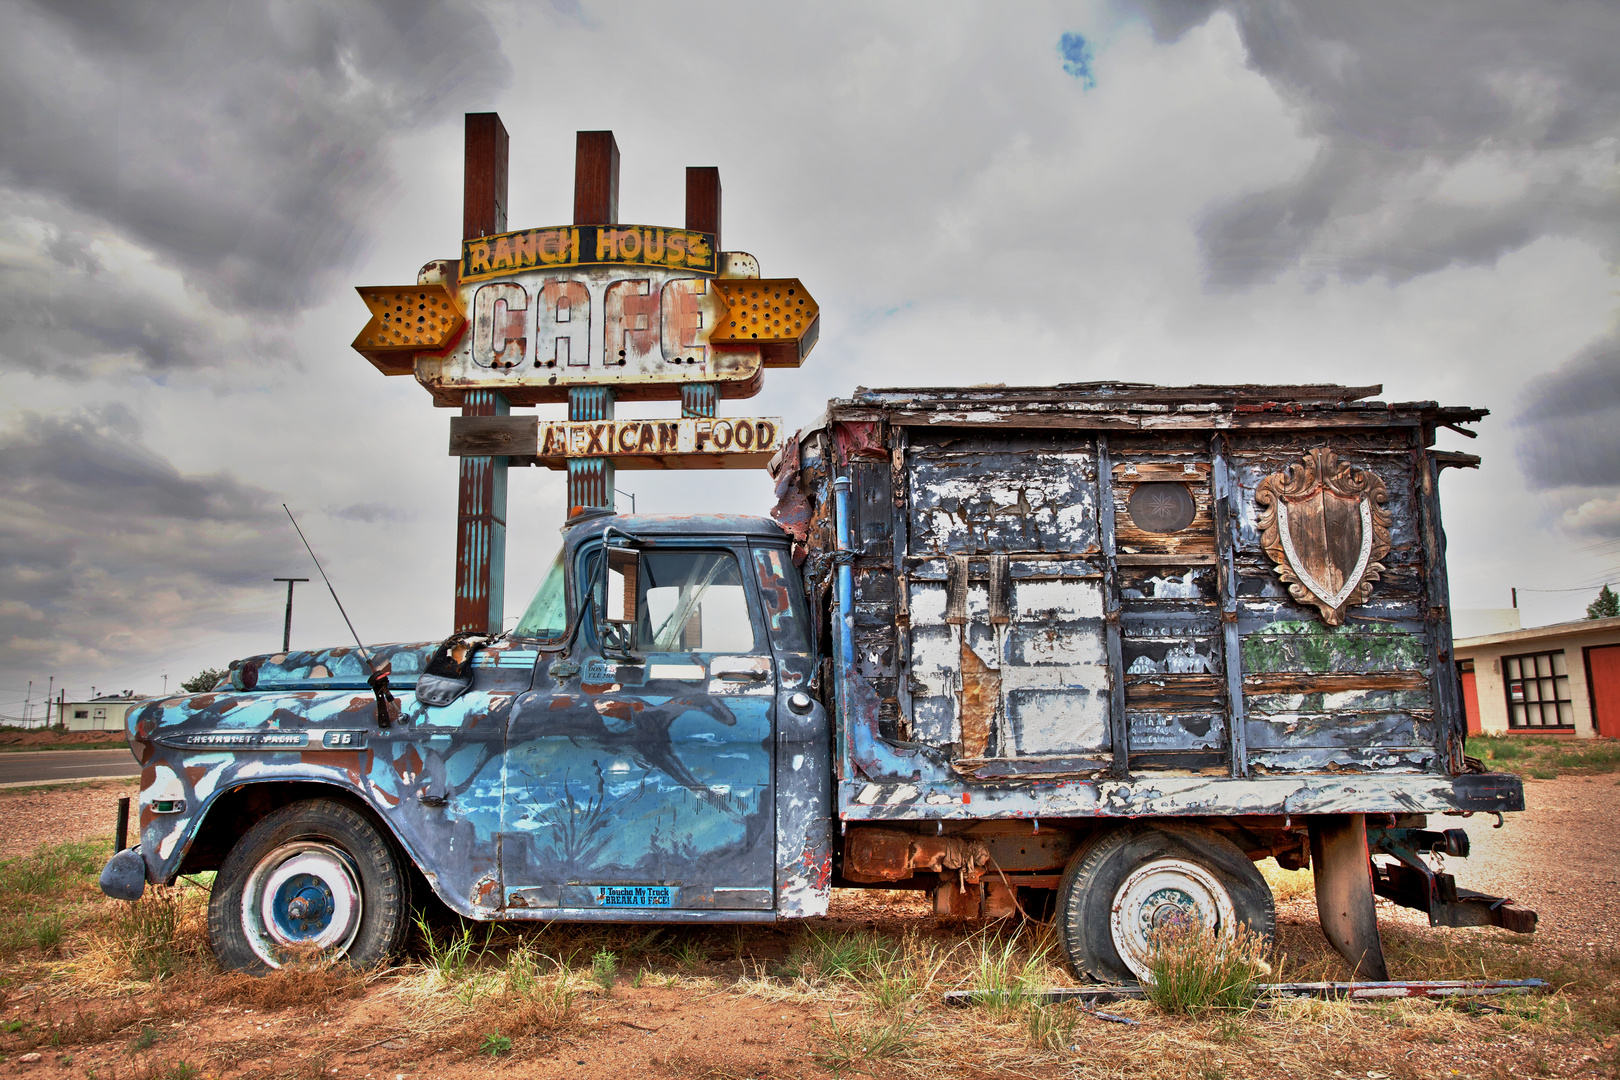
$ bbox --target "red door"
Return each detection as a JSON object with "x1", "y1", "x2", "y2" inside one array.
[
  {"x1": 1586, "y1": 645, "x2": 1620, "y2": 738},
  {"x1": 1460, "y1": 662, "x2": 1482, "y2": 735}
]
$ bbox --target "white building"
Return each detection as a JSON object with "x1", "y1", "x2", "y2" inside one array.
[
  {"x1": 62, "y1": 694, "x2": 144, "y2": 732},
  {"x1": 1454, "y1": 616, "x2": 1620, "y2": 738}
]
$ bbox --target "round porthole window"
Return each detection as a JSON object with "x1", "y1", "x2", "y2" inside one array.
[{"x1": 1127, "y1": 483, "x2": 1196, "y2": 534}]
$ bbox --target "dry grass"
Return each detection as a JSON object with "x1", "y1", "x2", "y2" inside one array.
[
  {"x1": 206, "y1": 958, "x2": 369, "y2": 1012},
  {"x1": 3, "y1": 836, "x2": 1616, "y2": 1078},
  {"x1": 1260, "y1": 859, "x2": 1315, "y2": 903}
]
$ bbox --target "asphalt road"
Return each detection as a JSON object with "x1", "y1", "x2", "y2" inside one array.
[{"x1": 0, "y1": 749, "x2": 140, "y2": 786}]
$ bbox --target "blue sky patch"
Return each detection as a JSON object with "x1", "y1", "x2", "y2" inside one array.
[{"x1": 1058, "y1": 32, "x2": 1096, "y2": 89}]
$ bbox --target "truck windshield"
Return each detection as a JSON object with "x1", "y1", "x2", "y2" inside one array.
[{"x1": 513, "y1": 548, "x2": 567, "y2": 640}]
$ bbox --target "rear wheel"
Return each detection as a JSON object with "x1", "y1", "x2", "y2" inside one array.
[
  {"x1": 1055, "y1": 823, "x2": 1274, "y2": 983},
  {"x1": 208, "y1": 799, "x2": 410, "y2": 974}
]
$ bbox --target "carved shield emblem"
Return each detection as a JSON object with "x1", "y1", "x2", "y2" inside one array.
[{"x1": 1254, "y1": 448, "x2": 1392, "y2": 625}]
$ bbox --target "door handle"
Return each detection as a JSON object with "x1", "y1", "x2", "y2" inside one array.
[{"x1": 718, "y1": 670, "x2": 768, "y2": 682}]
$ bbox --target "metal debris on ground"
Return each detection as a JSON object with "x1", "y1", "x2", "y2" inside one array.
[{"x1": 942, "y1": 978, "x2": 1548, "y2": 1007}]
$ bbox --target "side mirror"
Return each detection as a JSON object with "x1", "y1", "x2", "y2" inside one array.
[{"x1": 605, "y1": 547, "x2": 639, "y2": 627}]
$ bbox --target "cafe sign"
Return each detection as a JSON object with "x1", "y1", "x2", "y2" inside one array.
[{"x1": 353, "y1": 228, "x2": 818, "y2": 409}]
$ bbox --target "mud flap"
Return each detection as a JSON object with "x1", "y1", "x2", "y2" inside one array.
[{"x1": 1309, "y1": 814, "x2": 1389, "y2": 980}]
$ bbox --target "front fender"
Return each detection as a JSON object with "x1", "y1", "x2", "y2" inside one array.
[{"x1": 128, "y1": 686, "x2": 514, "y2": 921}]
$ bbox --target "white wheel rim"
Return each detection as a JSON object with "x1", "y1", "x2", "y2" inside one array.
[
  {"x1": 241, "y1": 841, "x2": 363, "y2": 968},
  {"x1": 1108, "y1": 857, "x2": 1237, "y2": 982}
]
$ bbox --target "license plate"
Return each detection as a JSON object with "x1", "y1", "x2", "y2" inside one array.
[{"x1": 591, "y1": 885, "x2": 677, "y2": 908}]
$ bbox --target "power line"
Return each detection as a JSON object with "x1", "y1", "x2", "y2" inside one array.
[{"x1": 1517, "y1": 581, "x2": 1616, "y2": 594}]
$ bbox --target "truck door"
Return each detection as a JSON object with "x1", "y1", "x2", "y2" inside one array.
[{"x1": 500, "y1": 543, "x2": 777, "y2": 914}]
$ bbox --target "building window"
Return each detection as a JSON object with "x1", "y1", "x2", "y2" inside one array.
[
  {"x1": 1503, "y1": 650, "x2": 1573, "y2": 729},
  {"x1": 73, "y1": 710, "x2": 88, "y2": 719}
]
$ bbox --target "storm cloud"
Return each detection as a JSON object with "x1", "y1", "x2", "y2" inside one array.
[
  {"x1": 0, "y1": 0, "x2": 511, "y2": 317},
  {"x1": 1, "y1": 1, "x2": 1616, "y2": 695},
  {"x1": 0, "y1": 406, "x2": 287, "y2": 677},
  {"x1": 1135, "y1": 1, "x2": 1620, "y2": 286}
]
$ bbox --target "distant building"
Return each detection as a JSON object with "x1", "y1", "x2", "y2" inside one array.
[
  {"x1": 1452, "y1": 608, "x2": 1522, "y2": 639},
  {"x1": 62, "y1": 693, "x2": 143, "y2": 732},
  {"x1": 1454, "y1": 616, "x2": 1620, "y2": 738}
]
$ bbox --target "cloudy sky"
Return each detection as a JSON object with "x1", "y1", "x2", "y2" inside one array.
[{"x1": 2, "y1": 0, "x2": 1617, "y2": 712}]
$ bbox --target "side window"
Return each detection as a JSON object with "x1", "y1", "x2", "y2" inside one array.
[
  {"x1": 752, "y1": 547, "x2": 809, "y2": 653},
  {"x1": 638, "y1": 550, "x2": 757, "y2": 654}
]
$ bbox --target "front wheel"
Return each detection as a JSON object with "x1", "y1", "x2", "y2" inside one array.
[
  {"x1": 208, "y1": 799, "x2": 411, "y2": 973},
  {"x1": 1055, "y1": 823, "x2": 1275, "y2": 983}
]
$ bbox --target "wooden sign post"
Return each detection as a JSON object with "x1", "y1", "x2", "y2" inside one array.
[{"x1": 352, "y1": 114, "x2": 819, "y2": 633}]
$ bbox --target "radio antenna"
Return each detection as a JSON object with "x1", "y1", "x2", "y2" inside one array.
[
  {"x1": 283, "y1": 504, "x2": 373, "y2": 668},
  {"x1": 283, "y1": 504, "x2": 398, "y2": 726}
]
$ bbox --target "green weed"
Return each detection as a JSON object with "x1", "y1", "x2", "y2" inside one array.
[
  {"x1": 1026, "y1": 1003, "x2": 1078, "y2": 1051},
  {"x1": 414, "y1": 911, "x2": 492, "y2": 983},
  {"x1": 0, "y1": 838, "x2": 107, "y2": 898},
  {"x1": 798, "y1": 928, "x2": 898, "y2": 983},
  {"x1": 478, "y1": 1033, "x2": 512, "y2": 1057},
  {"x1": 33, "y1": 912, "x2": 66, "y2": 954},
  {"x1": 963, "y1": 928, "x2": 1050, "y2": 1020},
  {"x1": 131, "y1": 1026, "x2": 160, "y2": 1051},
  {"x1": 815, "y1": 1010, "x2": 919, "y2": 1072},
  {"x1": 500, "y1": 943, "x2": 578, "y2": 1030},
  {"x1": 672, "y1": 939, "x2": 706, "y2": 970},
  {"x1": 160, "y1": 1064, "x2": 200, "y2": 1080},
  {"x1": 591, "y1": 947, "x2": 619, "y2": 994}
]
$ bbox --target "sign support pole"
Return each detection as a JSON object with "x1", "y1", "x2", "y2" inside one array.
[
  {"x1": 454, "y1": 113, "x2": 510, "y2": 633},
  {"x1": 567, "y1": 132, "x2": 621, "y2": 509},
  {"x1": 683, "y1": 166, "x2": 721, "y2": 420}
]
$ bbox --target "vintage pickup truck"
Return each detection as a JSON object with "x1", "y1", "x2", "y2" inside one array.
[{"x1": 103, "y1": 382, "x2": 1534, "y2": 980}]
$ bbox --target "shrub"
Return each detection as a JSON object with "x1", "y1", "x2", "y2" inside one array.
[{"x1": 1143, "y1": 923, "x2": 1272, "y2": 1015}]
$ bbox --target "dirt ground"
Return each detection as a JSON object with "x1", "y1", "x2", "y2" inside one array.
[
  {"x1": 0, "y1": 779, "x2": 137, "y2": 859},
  {"x1": 2, "y1": 775, "x2": 1617, "y2": 1079}
]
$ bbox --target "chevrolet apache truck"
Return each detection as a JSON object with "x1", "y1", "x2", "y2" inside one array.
[{"x1": 103, "y1": 382, "x2": 1534, "y2": 980}]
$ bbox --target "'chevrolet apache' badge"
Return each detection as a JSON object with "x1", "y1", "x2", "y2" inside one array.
[{"x1": 1255, "y1": 448, "x2": 1392, "y2": 626}]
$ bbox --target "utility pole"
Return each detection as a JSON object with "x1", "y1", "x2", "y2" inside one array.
[
  {"x1": 615, "y1": 488, "x2": 636, "y2": 514},
  {"x1": 273, "y1": 578, "x2": 310, "y2": 653}
]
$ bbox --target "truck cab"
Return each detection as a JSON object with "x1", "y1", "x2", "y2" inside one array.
[{"x1": 114, "y1": 511, "x2": 832, "y2": 972}]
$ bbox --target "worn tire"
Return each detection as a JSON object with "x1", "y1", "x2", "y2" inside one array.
[
  {"x1": 1054, "y1": 823, "x2": 1274, "y2": 983},
  {"x1": 208, "y1": 799, "x2": 410, "y2": 974}
]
